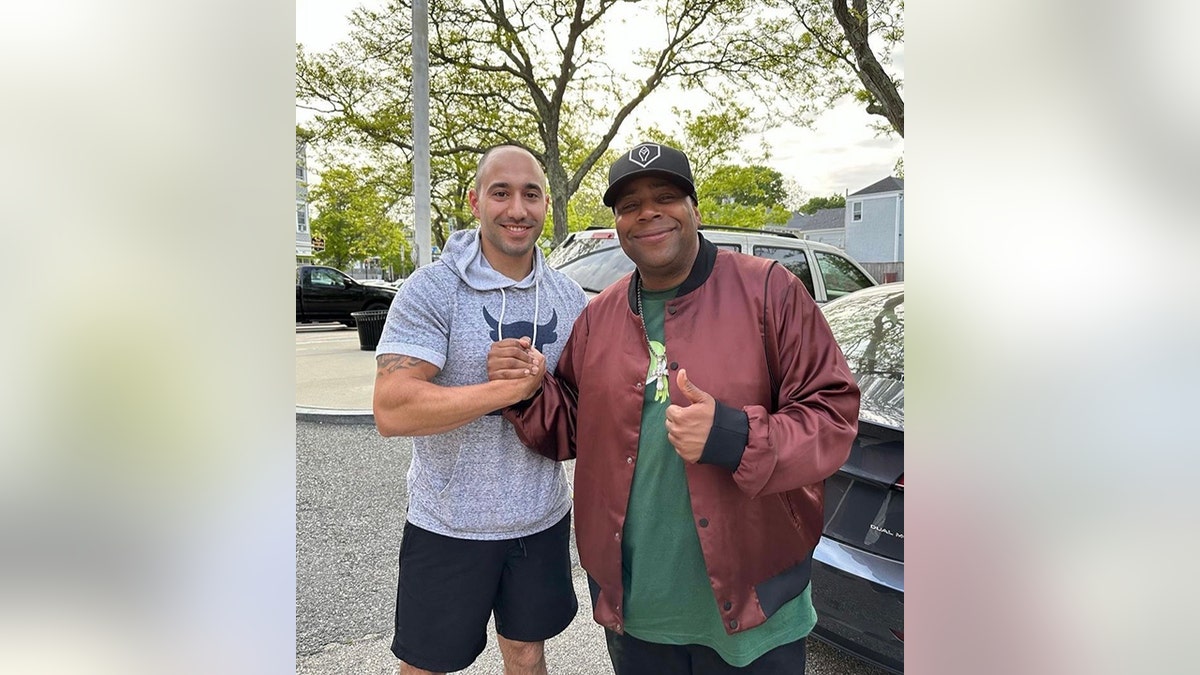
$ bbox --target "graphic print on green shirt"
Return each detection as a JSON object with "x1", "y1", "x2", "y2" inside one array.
[
  {"x1": 646, "y1": 338, "x2": 669, "y2": 403},
  {"x1": 621, "y1": 286, "x2": 816, "y2": 667}
]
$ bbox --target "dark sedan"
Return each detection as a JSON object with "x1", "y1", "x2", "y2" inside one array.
[{"x1": 812, "y1": 282, "x2": 905, "y2": 673}]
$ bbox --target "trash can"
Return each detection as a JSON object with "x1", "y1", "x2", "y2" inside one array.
[{"x1": 350, "y1": 310, "x2": 388, "y2": 351}]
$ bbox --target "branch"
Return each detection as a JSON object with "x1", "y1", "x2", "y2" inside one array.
[{"x1": 832, "y1": 0, "x2": 904, "y2": 136}]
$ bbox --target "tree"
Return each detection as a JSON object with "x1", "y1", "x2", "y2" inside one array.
[
  {"x1": 700, "y1": 164, "x2": 792, "y2": 229},
  {"x1": 563, "y1": 146, "x2": 619, "y2": 234},
  {"x1": 298, "y1": 0, "x2": 818, "y2": 245},
  {"x1": 636, "y1": 101, "x2": 755, "y2": 183},
  {"x1": 779, "y1": 0, "x2": 904, "y2": 136},
  {"x1": 798, "y1": 193, "x2": 846, "y2": 214},
  {"x1": 704, "y1": 165, "x2": 788, "y2": 207},
  {"x1": 635, "y1": 103, "x2": 791, "y2": 229},
  {"x1": 308, "y1": 165, "x2": 413, "y2": 274}
]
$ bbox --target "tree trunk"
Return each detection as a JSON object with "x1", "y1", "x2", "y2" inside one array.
[
  {"x1": 550, "y1": 190, "x2": 570, "y2": 246},
  {"x1": 542, "y1": 139, "x2": 572, "y2": 246},
  {"x1": 833, "y1": 0, "x2": 905, "y2": 137}
]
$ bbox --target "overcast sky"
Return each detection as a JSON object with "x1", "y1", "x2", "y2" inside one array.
[{"x1": 296, "y1": 0, "x2": 904, "y2": 200}]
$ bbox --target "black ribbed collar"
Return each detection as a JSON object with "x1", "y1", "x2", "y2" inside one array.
[{"x1": 626, "y1": 233, "x2": 718, "y2": 314}]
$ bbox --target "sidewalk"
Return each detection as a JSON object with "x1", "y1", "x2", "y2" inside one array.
[{"x1": 295, "y1": 323, "x2": 377, "y2": 422}]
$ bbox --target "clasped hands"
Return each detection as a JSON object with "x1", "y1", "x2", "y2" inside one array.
[
  {"x1": 487, "y1": 337, "x2": 546, "y2": 404},
  {"x1": 486, "y1": 338, "x2": 717, "y2": 464}
]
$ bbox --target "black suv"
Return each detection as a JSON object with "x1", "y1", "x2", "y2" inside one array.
[{"x1": 546, "y1": 227, "x2": 877, "y2": 303}]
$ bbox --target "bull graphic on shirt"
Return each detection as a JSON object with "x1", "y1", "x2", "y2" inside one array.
[{"x1": 482, "y1": 307, "x2": 558, "y2": 353}]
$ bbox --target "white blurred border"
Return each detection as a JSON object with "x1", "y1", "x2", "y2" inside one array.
[
  {"x1": 909, "y1": 1, "x2": 1198, "y2": 673},
  {"x1": 4, "y1": 0, "x2": 1199, "y2": 673},
  {"x1": 0, "y1": 2, "x2": 297, "y2": 673}
]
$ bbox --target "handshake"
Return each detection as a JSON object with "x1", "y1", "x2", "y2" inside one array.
[{"x1": 487, "y1": 336, "x2": 546, "y2": 404}]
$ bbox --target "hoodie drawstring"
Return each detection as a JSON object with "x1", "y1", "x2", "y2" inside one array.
[
  {"x1": 532, "y1": 278, "x2": 540, "y2": 348},
  {"x1": 498, "y1": 288, "x2": 507, "y2": 339},
  {"x1": 496, "y1": 278, "x2": 540, "y2": 348}
]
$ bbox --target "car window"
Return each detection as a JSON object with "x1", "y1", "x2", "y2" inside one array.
[
  {"x1": 555, "y1": 247, "x2": 636, "y2": 294},
  {"x1": 713, "y1": 243, "x2": 741, "y2": 252},
  {"x1": 546, "y1": 236, "x2": 619, "y2": 268},
  {"x1": 311, "y1": 269, "x2": 345, "y2": 289},
  {"x1": 823, "y1": 285, "x2": 905, "y2": 430},
  {"x1": 814, "y1": 251, "x2": 873, "y2": 300},
  {"x1": 752, "y1": 245, "x2": 816, "y2": 299}
]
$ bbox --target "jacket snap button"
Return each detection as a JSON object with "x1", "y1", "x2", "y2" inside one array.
[
  {"x1": 723, "y1": 601, "x2": 732, "y2": 611},
  {"x1": 626, "y1": 456, "x2": 633, "y2": 464},
  {"x1": 635, "y1": 382, "x2": 643, "y2": 390},
  {"x1": 669, "y1": 361, "x2": 678, "y2": 370},
  {"x1": 729, "y1": 619, "x2": 739, "y2": 629},
  {"x1": 698, "y1": 518, "x2": 709, "y2": 528},
  {"x1": 614, "y1": 531, "x2": 620, "y2": 540},
  {"x1": 667, "y1": 306, "x2": 677, "y2": 315}
]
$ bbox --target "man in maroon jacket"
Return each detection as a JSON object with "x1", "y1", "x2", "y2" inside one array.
[{"x1": 488, "y1": 142, "x2": 860, "y2": 674}]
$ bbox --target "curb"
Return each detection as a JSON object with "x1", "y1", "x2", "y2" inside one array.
[{"x1": 296, "y1": 406, "x2": 375, "y2": 425}]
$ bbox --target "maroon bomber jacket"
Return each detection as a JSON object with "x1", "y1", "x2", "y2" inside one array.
[{"x1": 505, "y1": 234, "x2": 860, "y2": 636}]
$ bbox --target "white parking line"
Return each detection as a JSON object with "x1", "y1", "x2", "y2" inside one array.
[{"x1": 297, "y1": 335, "x2": 359, "y2": 344}]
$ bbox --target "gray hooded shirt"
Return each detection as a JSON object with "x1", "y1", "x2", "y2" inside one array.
[{"x1": 376, "y1": 228, "x2": 587, "y2": 540}]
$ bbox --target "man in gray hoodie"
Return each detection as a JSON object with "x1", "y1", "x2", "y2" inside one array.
[{"x1": 373, "y1": 145, "x2": 587, "y2": 675}]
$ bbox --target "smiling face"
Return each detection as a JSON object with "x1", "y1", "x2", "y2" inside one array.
[
  {"x1": 468, "y1": 146, "x2": 549, "y2": 280},
  {"x1": 611, "y1": 174, "x2": 702, "y2": 290}
]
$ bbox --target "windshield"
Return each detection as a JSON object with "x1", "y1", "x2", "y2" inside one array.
[
  {"x1": 555, "y1": 247, "x2": 635, "y2": 294},
  {"x1": 545, "y1": 235, "x2": 621, "y2": 269},
  {"x1": 822, "y1": 285, "x2": 904, "y2": 429}
]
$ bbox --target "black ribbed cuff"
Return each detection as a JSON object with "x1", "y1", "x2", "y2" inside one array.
[{"x1": 698, "y1": 401, "x2": 748, "y2": 471}]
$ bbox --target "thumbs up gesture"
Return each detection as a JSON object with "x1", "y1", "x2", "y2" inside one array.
[{"x1": 665, "y1": 368, "x2": 715, "y2": 463}]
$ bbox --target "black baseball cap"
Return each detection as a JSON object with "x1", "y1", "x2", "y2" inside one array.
[{"x1": 603, "y1": 142, "x2": 697, "y2": 207}]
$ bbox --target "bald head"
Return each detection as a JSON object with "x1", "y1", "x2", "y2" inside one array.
[{"x1": 475, "y1": 145, "x2": 547, "y2": 195}]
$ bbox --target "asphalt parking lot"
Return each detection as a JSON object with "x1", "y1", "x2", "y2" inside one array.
[{"x1": 295, "y1": 416, "x2": 890, "y2": 674}]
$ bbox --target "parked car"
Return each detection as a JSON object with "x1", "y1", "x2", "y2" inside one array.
[
  {"x1": 296, "y1": 265, "x2": 397, "y2": 327},
  {"x1": 359, "y1": 278, "x2": 406, "y2": 289},
  {"x1": 812, "y1": 282, "x2": 905, "y2": 673},
  {"x1": 545, "y1": 226, "x2": 877, "y2": 302}
]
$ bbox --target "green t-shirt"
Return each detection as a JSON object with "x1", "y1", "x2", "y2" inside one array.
[{"x1": 621, "y1": 286, "x2": 815, "y2": 667}]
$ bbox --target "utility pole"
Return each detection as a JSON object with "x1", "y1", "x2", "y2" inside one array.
[{"x1": 412, "y1": 0, "x2": 431, "y2": 267}]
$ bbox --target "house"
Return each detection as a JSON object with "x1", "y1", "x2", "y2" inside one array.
[
  {"x1": 776, "y1": 207, "x2": 846, "y2": 248},
  {"x1": 844, "y1": 177, "x2": 904, "y2": 264},
  {"x1": 773, "y1": 176, "x2": 904, "y2": 265}
]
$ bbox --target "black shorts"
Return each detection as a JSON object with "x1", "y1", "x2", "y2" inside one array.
[
  {"x1": 604, "y1": 629, "x2": 807, "y2": 675},
  {"x1": 390, "y1": 512, "x2": 578, "y2": 672}
]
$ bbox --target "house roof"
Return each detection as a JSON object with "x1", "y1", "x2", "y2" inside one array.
[
  {"x1": 850, "y1": 176, "x2": 904, "y2": 196},
  {"x1": 783, "y1": 207, "x2": 845, "y2": 232}
]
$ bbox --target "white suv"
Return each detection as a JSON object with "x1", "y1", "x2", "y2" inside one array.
[{"x1": 546, "y1": 227, "x2": 877, "y2": 303}]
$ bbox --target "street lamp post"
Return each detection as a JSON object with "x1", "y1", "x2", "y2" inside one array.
[{"x1": 412, "y1": 0, "x2": 431, "y2": 268}]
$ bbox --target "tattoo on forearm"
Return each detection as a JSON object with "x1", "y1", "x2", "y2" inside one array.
[{"x1": 377, "y1": 354, "x2": 426, "y2": 375}]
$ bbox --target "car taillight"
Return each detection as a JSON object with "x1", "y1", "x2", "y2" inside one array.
[
  {"x1": 586, "y1": 231, "x2": 615, "y2": 239},
  {"x1": 894, "y1": 474, "x2": 903, "y2": 491}
]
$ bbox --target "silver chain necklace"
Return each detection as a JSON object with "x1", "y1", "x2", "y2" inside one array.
[{"x1": 637, "y1": 277, "x2": 670, "y2": 402}]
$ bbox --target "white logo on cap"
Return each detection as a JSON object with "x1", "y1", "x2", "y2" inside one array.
[{"x1": 627, "y1": 143, "x2": 662, "y2": 168}]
